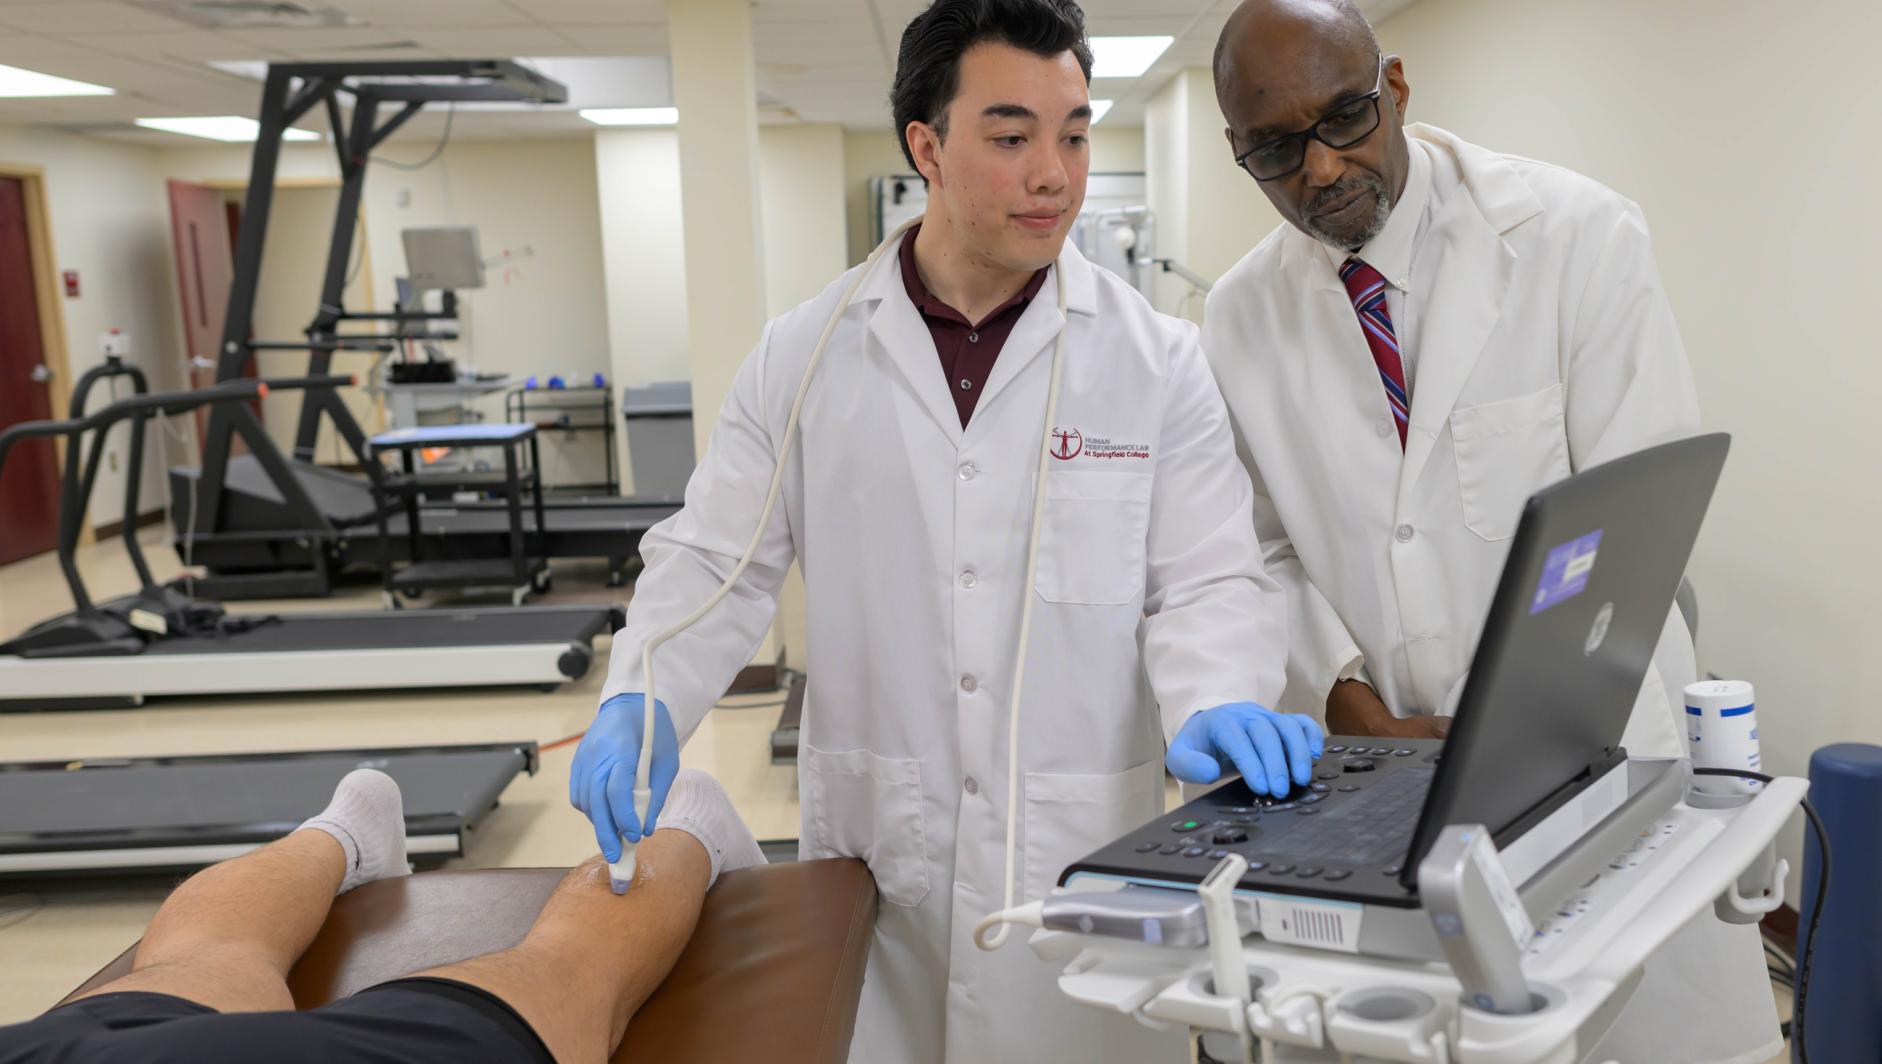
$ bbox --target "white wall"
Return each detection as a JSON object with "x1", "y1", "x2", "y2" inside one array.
[
  {"x1": 597, "y1": 123, "x2": 855, "y2": 386},
  {"x1": 0, "y1": 126, "x2": 182, "y2": 530},
  {"x1": 841, "y1": 125, "x2": 1147, "y2": 265},
  {"x1": 1144, "y1": 67, "x2": 1284, "y2": 322},
  {"x1": 760, "y1": 124, "x2": 849, "y2": 316},
  {"x1": 595, "y1": 128, "x2": 689, "y2": 388},
  {"x1": 1373, "y1": 0, "x2": 1882, "y2": 898}
]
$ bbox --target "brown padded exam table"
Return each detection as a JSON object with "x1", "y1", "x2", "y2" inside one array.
[{"x1": 62, "y1": 858, "x2": 878, "y2": 1063}]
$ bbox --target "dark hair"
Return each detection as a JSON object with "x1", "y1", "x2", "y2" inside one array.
[{"x1": 889, "y1": 0, "x2": 1093, "y2": 173}]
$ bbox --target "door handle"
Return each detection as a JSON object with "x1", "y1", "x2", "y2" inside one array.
[{"x1": 28, "y1": 363, "x2": 51, "y2": 383}]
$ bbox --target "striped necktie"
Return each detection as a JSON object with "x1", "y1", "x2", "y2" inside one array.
[{"x1": 1338, "y1": 257, "x2": 1408, "y2": 448}]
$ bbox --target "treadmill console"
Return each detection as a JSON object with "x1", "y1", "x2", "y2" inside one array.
[{"x1": 1061, "y1": 737, "x2": 1443, "y2": 908}]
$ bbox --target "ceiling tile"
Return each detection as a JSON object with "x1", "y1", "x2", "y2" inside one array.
[
  {"x1": 65, "y1": 29, "x2": 285, "y2": 60},
  {"x1": 336, "y1": 0, "x2": 534, "y2": 28},
  {"x1": 750, "y1": 0, "x2": 869, "y2": 22},
  {"x1": 402, "y1": 25, "x2": 577, "y2": 54},
  {"x1": 749, "y1": 17, "x2": 879, "y2": 46},
  {"x1": 0, "y1": 2, "x2": 188, "y2": 34},
  {"x1": 1075, "y1": 0, "x2": 1215, "y2": 16},
  {"x1": 754, "y1": 43, "x2": 888, "y2": 71},
  {"x1": 0, "y1": 34, "x2": 125, "y2": 64},
  {"x1": 505, "y1": 0, "x2": 665, "y2": 23},
  {"x1": 544, "y1": 24, "x2": 667, "y2": 52},
  {"x1": 217, "y1": 26, "x2": 410, "y2": 51}
]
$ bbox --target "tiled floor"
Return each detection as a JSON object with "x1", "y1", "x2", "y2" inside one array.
[{"x1": 0, "y1": 532, "x2": 1796, "y2": 1062}]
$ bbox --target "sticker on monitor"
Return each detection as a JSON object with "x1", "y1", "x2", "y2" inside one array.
[{"x1": 1532, "y1": 530, "x2": 1602, "y2": 615}]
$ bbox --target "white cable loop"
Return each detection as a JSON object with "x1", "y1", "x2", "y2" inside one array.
[
  {"x1": 623, "y1": 219, "x2": 921, "y2": 870},
  {"x1": 980, "y1": 268, "x2": 1068, "y2": 950}
]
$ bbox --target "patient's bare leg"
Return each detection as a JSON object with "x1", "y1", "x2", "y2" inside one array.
[
  {"x1": 420, "y1": 769, "x2": 765, "y2": 1064},
  {"x1": 66, "y1": 829, "x2": 343, "y2": 1013},
  {"x1": 65, "y1": 769, "x2": 410, "y2": 1013},
  {"x1": 424, "y1": 835, "x2": 707, "y2": 1063}
]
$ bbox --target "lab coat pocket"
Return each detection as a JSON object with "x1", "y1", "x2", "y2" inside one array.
[
  {"x1": 1021, "y1": 761, "x2": 1162, "y2": 902},
  {"x1": 1034, "y1": 471, "x2": 1154, "y2": 605},
  {"x1": 800, "y1": 744, "x2": 930, "y2": 908},
  {"x1": 1449, "y1": 385, "x2": 1569, "y2": 542}
]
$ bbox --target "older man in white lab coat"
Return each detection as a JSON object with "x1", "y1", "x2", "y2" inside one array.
[
  {"x1": 568, "y1": 2, "x2": 1324, "y2": 1062},
  {"x1": 1199, "y1": 1, "x2": 1779, "y2": 1061}
]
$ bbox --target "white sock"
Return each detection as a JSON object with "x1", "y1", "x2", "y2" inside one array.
[
  {"x1": 299, "y1": 768, "x2": 410, "y2": 894},
  {"x1": 655, "y1": 768, "x2": 767, "y2": 888}
]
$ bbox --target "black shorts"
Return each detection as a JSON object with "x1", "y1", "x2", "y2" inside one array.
[{"x1": 0, "y1": 977, "x2": 556, "y2": 1064}]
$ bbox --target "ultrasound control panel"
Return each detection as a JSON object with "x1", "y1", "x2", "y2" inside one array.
[{"x1": 1060, "y1": 737, "x2": 1445, "y2": 908}]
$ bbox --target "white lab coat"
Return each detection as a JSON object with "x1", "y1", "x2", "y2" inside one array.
[
  {"x1": 603, "y1": 237, "x2": 1289, "y2": 1064},
  {"x1": 1203, "y1": 124, "x2": 1779, "y2": 1064}
]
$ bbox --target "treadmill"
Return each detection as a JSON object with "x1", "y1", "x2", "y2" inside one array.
[
  {"x1": 0, "y1": 742, "x2": 537, "y2": 876},
  {"x1": 165, "y1": 59, "x2": 679, "y2": 600},
  {"x1": 0, "y1": 371, "x2": 621, "y2": 712}
]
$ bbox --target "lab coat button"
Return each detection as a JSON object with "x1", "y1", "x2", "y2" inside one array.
[
  {"x1": 959, "y1": 674, "x2": 977, "y2": 693},
  {"x1": 957, "y1": 462, "x2": 977, "y2": 481},
  {"x1": 959, "y1": 378, "x2": 973, "y2": 390},
  {"x1": 1376, "y1": 419, "x2": 1392, "y2": 438},
  {"x1": 964, "y1": 776, "x2": 979, "y2": 796},
  {"x1": 1395, "y1": 524, "x2": 1414, "y2": 543},
  {"x1": 958, "y1": 569, "x2": 978, "y2": 589},
  {"x1": 968, "y1": 331, "x2": 980, "y2": 343}
]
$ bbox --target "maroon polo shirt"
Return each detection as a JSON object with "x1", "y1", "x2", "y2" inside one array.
[{"x1": 899, "y1": 225, "x2": 1050, "y2": 427}]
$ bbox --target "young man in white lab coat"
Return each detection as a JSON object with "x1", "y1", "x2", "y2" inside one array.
[
  {"x1": 569, "y1": 2, "x2": 1323, "y2": 1061},
  {"x1": 1202, "y1": 1, "x2": 1779, "y2": 1061}
]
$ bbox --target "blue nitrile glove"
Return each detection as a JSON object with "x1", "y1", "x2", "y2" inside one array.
[
  {"x1": 1165, "y1": 702, "x2": 1325, "y2": 796},
  {"x1": 569, "y1": 693, "x2": 679, "y2": 861}
]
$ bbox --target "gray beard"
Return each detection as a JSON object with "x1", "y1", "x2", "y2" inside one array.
[{"x1": 1302, "y1": 174, "x2": 1393, "y2": 252}]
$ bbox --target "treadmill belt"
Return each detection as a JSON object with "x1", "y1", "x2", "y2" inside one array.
[
  {"x1": 140, "y1": 606, "x2": 616, "y2": 655},
  {"x1": 0, "y1": 745, "x2": 533, "y2": 851}
]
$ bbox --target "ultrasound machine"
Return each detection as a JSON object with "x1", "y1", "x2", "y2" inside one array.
[{"x1": 974, "y1": 435, "x2": 1808, "y2": 1063}]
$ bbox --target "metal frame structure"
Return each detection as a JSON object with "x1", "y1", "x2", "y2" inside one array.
[
  {"x1": 183, "y1": 61, "x2": 567, "y2": 594},
  {"x1": 1, "y1": 371, "x2": 621, "y2": 712}
]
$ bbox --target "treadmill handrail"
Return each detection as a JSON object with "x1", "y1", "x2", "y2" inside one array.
[
  {"x1": 65, "y1": 357, "x2": 155, "y2": 595},
  {"x1": 0, "y1": 380, "x2": 263, "y2": 613},
  {"x1": 20, "y1": 375, "x2": 342, "y2": 484},
  {"x1": 69, "y1": 356, "x2": 148, "y2": 420},
  {"x1": 0, "y1": 380, "x2": 264, "y2": 463}
]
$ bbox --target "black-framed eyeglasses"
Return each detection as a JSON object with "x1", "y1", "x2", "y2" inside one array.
[{"x1": 1232, "y1": 54, "x2": 1385, "y2": 182}]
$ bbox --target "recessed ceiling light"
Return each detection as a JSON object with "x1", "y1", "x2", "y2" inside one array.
[
  {"x1": 135, "y1": 116, "x2": 321, "y2": 142},
  {"x1": 579, "y1": 107, "x2": 678, "y2": 126},
  {"x1": 1090, "y1": 36, "x2": 1174, "y2": 79},
  {"x1": 0, "y1": 63, "x2": 113, "y2": 98},
  {"x1": 1090, "y1": 99, "x2": 1114, "y2": 123}
]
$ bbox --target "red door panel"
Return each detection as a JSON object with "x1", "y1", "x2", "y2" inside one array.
[
  {"x1": 0, "y1": 175, "x2": 59, "y2": 566},
  {"x1": 166, "y1": 180, "x2": 237, "y2": 437}
]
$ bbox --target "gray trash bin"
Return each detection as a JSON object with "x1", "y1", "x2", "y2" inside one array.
[{"x1": 621, "y1": 381, "x2": 695, "y2": 501}]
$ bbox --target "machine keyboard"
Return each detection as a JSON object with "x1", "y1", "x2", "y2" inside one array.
[
  {"x1": 1059, "y1": 737, "x2": 1446, "y2": 905},
  {"x1": 1254, "y1": 766, "x2": 1432, "y2": 866}
]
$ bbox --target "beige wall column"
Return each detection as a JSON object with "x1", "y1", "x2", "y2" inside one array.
[
  {"x1": 668, "y1": 0, "x2": 767, "y2": 459},
  {"x1": 666, "y1": 0, "x2": 782, "y2": 675}
]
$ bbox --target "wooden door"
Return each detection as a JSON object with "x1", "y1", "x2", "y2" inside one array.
[
  {"x1": 166, "y1": 180, "x2": 235, "y2": 436},
  {"x1": 0, "y1": 175, "x2": 58, "y2": 566}
]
